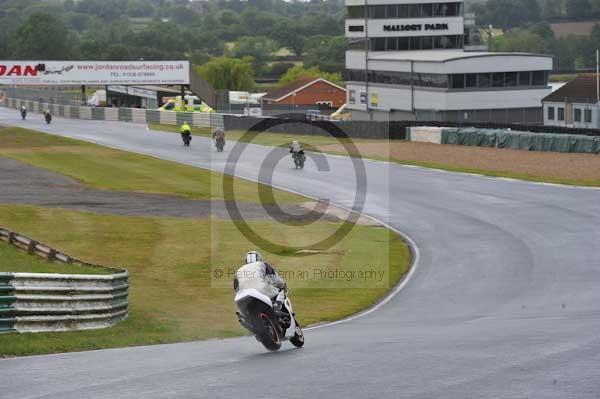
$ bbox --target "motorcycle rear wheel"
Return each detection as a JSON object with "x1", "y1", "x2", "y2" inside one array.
[{"x1": 251, "y1": 302, "x2": 281, "y2": 351}]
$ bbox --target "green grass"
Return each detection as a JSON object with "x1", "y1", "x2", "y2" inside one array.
[
  {"x1": 0, "y1": 240, "x2": 111, "y2": 275},
  {"x1": 0, "y1": 126, "x2": 410, "y2": 356},
  {"x1": 0, "y1": 126, "x2": 302, "y2": 204},
  {"x1": 549, "y1": 74, "x2": 576, "y2": 82},
  {"x1": 0, "y1": 205, "x2": 409, "y2": 357}
]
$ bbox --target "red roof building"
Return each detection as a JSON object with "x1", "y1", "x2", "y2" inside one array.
[{"x1": 262, "y1": 77, "x2": 346, "y2": 108}]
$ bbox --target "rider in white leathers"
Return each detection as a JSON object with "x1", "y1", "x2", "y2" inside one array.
[{"x1": 233, "y1": 251, "x2": 286, "y2": 300}]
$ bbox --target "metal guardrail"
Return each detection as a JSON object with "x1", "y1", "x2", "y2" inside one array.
[{"x1": 0, "y1": 228, "x2": 128, "y2": 334}]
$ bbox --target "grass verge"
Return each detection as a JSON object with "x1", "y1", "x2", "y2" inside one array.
[
  {"x1": 0, "y1": 205, "x2": 409, "y2": 357},
  {"x1": 0, "y1": 240, "x2": 111, "y2": 275},
  {"x1": 0, "y1": 126, "x2": 410, "y2": 356},
  {"x1": 0, "y1": 126, "x2": 302, "y2": 203}
]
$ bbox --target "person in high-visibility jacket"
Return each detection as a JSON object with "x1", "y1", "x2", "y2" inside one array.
[{"x1": 180, "y1": 122, "x2": 192, "y2": 147}]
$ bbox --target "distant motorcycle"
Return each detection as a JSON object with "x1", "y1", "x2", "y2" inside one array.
[
  {"x1": 292, "y1": 151, "x2": 305, "y2": 169},
  {"x1": 235, "y1": 288, "x2": 304, "y2": 351},
  {"x1": 20, "y1": 108, "x2": 27, "y2": 120},
  {"x1": 215, "y1": 137, "x2": 225, "y2": 152},
  {"x1": 181, "y1": 131, "x2": 191, "y2": 147},
  {"x1": 44, "y1": 112, "x2": 52, "y2": 124}
]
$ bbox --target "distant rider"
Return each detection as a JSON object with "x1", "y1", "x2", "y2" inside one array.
[
  {"x1": 233, "y1": 251, "x2": 287, "y2": 305},
  {"x1": 212, "y1": 128, "x2": 225, "y2": 142},
  {"x1": 180, "y1": 121, "x2": 191, "y2": 147},
  {"x1": 290, "y1": 140, "x2": 303, "y2": 155},
  {"x1": 20, "y1": 106, "x2": 27, "y2": 120},
  {"x1": 43, "y1": 110, "x2": 52, "y2": 124}
]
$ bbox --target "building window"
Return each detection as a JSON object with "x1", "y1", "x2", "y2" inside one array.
[
  {"x1": 518, "y1": 71, "x2": 531, "y2": 86},
  {"x1": 450, "y1": 74, "x2": 465, "y2": 89},
  {"x1": 316, "y1": 101, "x2": 333, "y2": 107},
  {"x1": 421, "y1": 3, "x2": 433, "y2": 17},
  {"x1": 478, "y1": 73, "x2": 491, "y2": 88},
  {"x1": 505, "y1": 72, "x2": 518, "y2": 87},
  {"x1": 398, "y1": 37, "x2": 409, "y2": 50},
  {"x1": 372, "y1": 38, "x2": 386, "y2": 51},
  {"x1": 466, "y1": 74, "x2": 478, "y2": 88},
  {"x1": 532, "y1": 70, "x2": 547, "y2": 86},
  {"x1": 558, "y1": 107, "x2": 565, "y2": 121},
  {"x1": 547, "y1": 106, "x2": 554, "y2": 120},
  {"x1": 371, "y1": 5, "x2": 386, "y2": 18},
  {"x1": 422, "y1": 36, "x2": 433, "y2": 49},
  {"x1": 574, "y1": 108, "x2": 582, "y2": 122},
  {"x1": 585, "y1": 109, "x2": 592, "y2": 123},
  {"x1": 409, "y1": 36, "x2": 421, "y2": 50},
  {"x1": 492, "y1": 72, "x2": 505, "y2": 87},
  {"x1": 353, "y1": 3, "x2": 462, "y2": 19}
]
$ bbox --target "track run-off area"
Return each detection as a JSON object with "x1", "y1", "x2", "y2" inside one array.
[{"x1": 0, "y1": 107, "x2": 599, "y2": 398}]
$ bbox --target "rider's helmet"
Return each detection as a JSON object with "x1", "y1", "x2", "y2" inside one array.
[{"x1": 244, "y1": 250, "x2": 263, "y2": 264}]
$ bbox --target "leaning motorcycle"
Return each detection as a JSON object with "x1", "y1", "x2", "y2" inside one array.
[
  {"x1": 235, "y1": 288, "x2": 304, "y2": 351},
  {"x1": 44, "y1": 113, "x2": 52, "y2": 124},
  {"x1": 292, "y1": 151, "x2": 305, "y2": 169},
  {"x1": 20, "y1": 109, "x2": 27, "y2": 120}
]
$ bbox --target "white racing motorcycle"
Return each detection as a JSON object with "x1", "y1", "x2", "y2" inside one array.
[{"x1": 235, "y1": 288, "x2": 304, "y2": 351}]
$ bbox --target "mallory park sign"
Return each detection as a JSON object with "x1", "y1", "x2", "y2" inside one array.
[
  {"x1": 0, "y1": 61, "x2": 189, "y2": 85},
  {"x1": 383, "y1": 23, "x2": 449, "y2": 32}
]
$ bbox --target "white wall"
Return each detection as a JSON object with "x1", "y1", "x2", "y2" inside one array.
[
  {"x1": 346, "y1": 51, "x2": 552, "y2": 74},
  {"x1": 544, "y1": 101, "x2": 600, "y2": 128},
  {"x1": 347, "y1": 83, "x2": 548, "y2": 111}
]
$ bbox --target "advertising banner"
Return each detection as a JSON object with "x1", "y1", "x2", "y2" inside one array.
[{"x1": 0, "y1": 61, "x2": 189, "y2": 85}]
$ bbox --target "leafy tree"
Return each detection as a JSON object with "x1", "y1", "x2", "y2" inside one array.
[
  {"x1": 196, "y1": 56, "x2": 255, "y2": 91},
  {"x1": 491, "y1": 29, "x2": 548, "y2": 53},
  {"x1": 273, "y1": 19, "x2": 304, "y2": 57},
  {"x1": 228, "y1": 36, "x2": 279, "y2": 72},
  {"x1": 303, "y1": 35, "x2": 346, "y2": 73},
  {"x1": 10, "y1": 13, "x2": 74, "y2": 60},
  {"x1": 279, "y1": 65, "x2": 344, "y2": 87},
  {"x1": 566, "y1": 0, "x2": 591, "y2": 19}
]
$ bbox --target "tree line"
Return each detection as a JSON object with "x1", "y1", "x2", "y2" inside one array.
[
  {"x1": 470, "y1": 0, "x2": 600, "y2": 71},
  {"x1": 0, "y1": 0, "x2": 346, "y2": 90}
]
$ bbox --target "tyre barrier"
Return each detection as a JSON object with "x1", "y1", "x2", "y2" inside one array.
[{"x1": 0, "y1": 228, "x2": 128, "y2": 334}]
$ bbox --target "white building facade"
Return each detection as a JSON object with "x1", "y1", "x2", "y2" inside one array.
[
  {"x1": 344, "y1": 0, "x2": 554, "y2": 122},
  {"x1": 542, "y1": 74, "x2": 600, "y2": 129}
]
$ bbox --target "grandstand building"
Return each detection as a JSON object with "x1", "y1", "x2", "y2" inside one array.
[{"x1": 344, "y1": 0, "x2": 553, "y2": 123}]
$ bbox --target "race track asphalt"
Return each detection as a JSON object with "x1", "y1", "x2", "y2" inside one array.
[{"x1": 1, "y1": 108, "x2": 599, "y2": 398}]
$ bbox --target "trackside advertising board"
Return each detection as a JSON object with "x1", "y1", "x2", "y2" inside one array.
[{"x1": 0, "y1": 61, "x2": 189, "y2": 85}]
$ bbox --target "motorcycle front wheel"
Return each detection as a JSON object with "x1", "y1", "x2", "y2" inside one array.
[{"x1": 290, "y1": 322, "x2": 304, "y2": 348}]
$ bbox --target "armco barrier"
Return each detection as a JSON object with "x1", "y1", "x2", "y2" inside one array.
[
  {"x1": 1, "y1": 95, "x2": 224, "y2": 130},
  {"x1": 0, "y1": 228, "x2": 128, "y2": 334}
]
